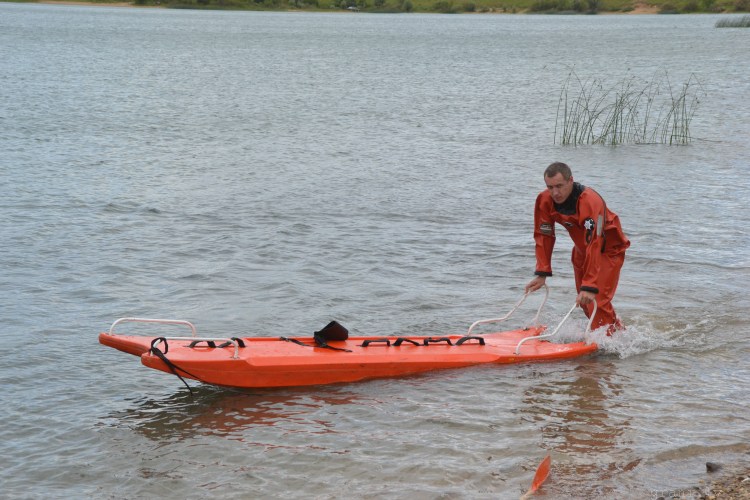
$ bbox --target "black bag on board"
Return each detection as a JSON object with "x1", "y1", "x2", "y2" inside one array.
[{"x1": 314, "y1": 321, "x2": 349, "y2": 342}]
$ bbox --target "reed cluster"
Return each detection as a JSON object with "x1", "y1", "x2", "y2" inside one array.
[
  {"x1": 554, "y1": 71, "x2": 703, "y2": 146},
  {"x1": 715, "y1": 14, "x2": 750, "y2": 26}
]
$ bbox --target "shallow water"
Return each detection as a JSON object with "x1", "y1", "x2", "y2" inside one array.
[{"x1": 1, "y1": 5, "x2": 749, "y2": 498}]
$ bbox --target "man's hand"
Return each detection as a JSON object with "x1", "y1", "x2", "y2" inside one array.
[
  {"x1": 525, "y1": 276, "x2": 547, "y2": 294},
  {"x1": 576, "y1": 290, "x2": 596, "y2": 307}
]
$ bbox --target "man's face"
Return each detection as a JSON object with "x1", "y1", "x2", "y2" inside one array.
[{"x1": 545, "y1": 173, "x2": 574, "y2": 204}]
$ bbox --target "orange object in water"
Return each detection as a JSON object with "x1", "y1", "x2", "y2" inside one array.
[
  {"x1": 99, "y1": 318, "x2": 597, "y2": 390},
  {"x1": 530, "y1": 454, "x2": 551, "y2": 492},
  {"x1": 521, "y1": 454, "x2": 552, "y2": 499}
]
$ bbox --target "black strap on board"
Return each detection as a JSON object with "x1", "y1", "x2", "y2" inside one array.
[
  {"x1": 360, "y1": 338, "x2": 391, "y2": 347},
  {"x1": 456, "y1": 336, "x2": 486, "y2": 346},
  {"x1": 149, "y1": 337, "x2": 200, "y2": 395},
  {"x1": 280, "y1": 336, "x2": 352, "y2": 353},
  {"x1": 313, "y1": 332, "x2": 352, "y2": 352},
  {"x1": 280, "y1": 336, "x2": 310, "y2": 347},
  {"x1": 393, "y1": 337, "x2": 421, "y2": 346},
  {"x1": 423, "y1": 337, "x2": 453, "y2": 346},
  {"x1": 188, "y1": 340, "x2": 217, "y2": 348},
  {"x1": 188, "y1": 338, "x2": 246, "y2": 349},
  {"x1": 217, "y1": 337, "x2": 246, "y2": 349},
  {"x1": 358, "y1": 336, "x2": 486, "y2": 347}
]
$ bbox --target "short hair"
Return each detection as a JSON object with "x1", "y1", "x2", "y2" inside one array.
[{"x1": 544, "y1": 162, "x2": 572, "y2": 180}]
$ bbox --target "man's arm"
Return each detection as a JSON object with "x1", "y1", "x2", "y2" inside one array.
[{"x1": 529, "y1": 193, "x2": 555, "y2": 292}]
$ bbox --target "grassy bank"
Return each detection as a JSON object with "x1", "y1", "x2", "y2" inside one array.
[{"x1": 20, "y1": 0, "x2": 750, "y2": 13}]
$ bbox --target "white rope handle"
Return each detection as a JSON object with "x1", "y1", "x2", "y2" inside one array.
[
  {"x1": 514, "y1": 301, "x2": 597, "y2": 355},
  {"x1": 466, "y1": 284, "x2": 549, "y2": 336}
]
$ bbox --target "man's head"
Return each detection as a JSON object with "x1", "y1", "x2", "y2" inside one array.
[{"x1": 544, "y1": 162, "x2": 574, "y2": 204}]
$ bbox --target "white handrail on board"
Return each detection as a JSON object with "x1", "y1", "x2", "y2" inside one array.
[
  {"x1": 466, "y1": 284, "x2": 549, "y2": 336},
  {"x1": 107, "y1": 318, "x2": 243, "y2": 359},
  {"x1": 108, "y1": 317, "x2": 198, "y2": 337},
  {"x1": 514, "y1": 301, "x2": 597, "y2": 355}
]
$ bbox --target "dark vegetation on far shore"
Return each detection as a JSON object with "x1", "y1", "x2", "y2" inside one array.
[
  {"x1": 22, "y1": 0, "x2": 750, "y2": 14},
  {"x1": 135, "y1": 0, "x2": 750, "y2": 13}
]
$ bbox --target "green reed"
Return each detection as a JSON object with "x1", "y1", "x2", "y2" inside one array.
[
  {"x1": 715, "y1": 15, "x2": 750, "y2": 28},
  {"x1": 554, "y1": 71, "x2": 704, "y2": 146}
]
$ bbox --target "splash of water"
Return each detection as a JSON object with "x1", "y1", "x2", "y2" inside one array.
[{"x1": 552, "y1": 316, "x2": 693, "y2": 359}]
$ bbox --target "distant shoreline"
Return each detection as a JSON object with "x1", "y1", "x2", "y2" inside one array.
[
  {"x1": 10, "y1": 1, "x2": 747, "y2": 18},
  {"x1": 11, "y1": 0, "x2": 749, "y2": 15},
  {"x1": 13, "y1": 0, "x2": 679, "y2": 14},
  {"x1": 34, "y1": 0, "x2": 146, "y2": 7}
]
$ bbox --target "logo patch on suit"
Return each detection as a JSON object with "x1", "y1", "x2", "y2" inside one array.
[
  {"x1": 584, "y1": 218, "x2": 595, "y2": 243},
  {"x1": 539, "y1": 222, "x2": 553, "y2": 235}
]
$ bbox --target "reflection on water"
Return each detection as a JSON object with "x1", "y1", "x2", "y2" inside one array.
[
  {"x1": 107, "y1": 385, "x2": 373, "y2": 442},
  {"x1": 521, "y1": 361, "x2": 639, "y2": 497}
]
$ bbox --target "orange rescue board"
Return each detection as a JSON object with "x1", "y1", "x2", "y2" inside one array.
[{"x1": 99, "y1": 327, "x2": 597, "y2": 389}]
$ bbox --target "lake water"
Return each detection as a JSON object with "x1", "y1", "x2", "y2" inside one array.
[{"x1": 2, "y1": 4, "x2": 749, "y2": 498}]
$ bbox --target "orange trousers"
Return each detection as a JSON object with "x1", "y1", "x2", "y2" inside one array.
[{"x1": 572, "y1": 246, "x2": 627, "y2": 332}]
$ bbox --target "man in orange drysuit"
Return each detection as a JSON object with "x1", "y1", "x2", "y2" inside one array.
[{"x1": 525, "y1": 162, "x2": 630, "y2": 332}]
